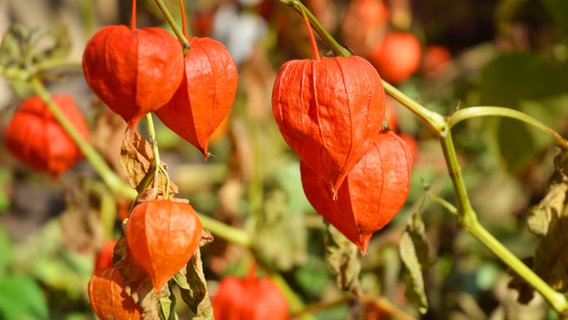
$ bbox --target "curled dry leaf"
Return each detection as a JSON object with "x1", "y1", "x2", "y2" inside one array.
[
  {"x1": 272, "y1": 55, "x2": 385, "y2": 194},
  {"x1": 156, "y1": 37, "x2": 238, "y2": 159},
  {"x1": 125, "y1": 199, "x2": 203, "y2": 292},
  {"x1": 301, "y1": 131, "x2": 411, "y2": 253},
  {"x1": 120, "y1": 129, "x2": 178, "y2": 196}
]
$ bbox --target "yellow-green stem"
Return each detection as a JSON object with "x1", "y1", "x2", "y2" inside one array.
[
  {"x1": 29, "y1": 77, "x2": 137, "y2": 200},
  {"x1": 199, "y1": 215, "x2": 251, "y2": 247},
  {"x1": 465, "y1": 219, "x2": 568, "y2": 314},
  {"x1": 153, "y1": 0, "x2": 190, "y2": 51},
  {"x1": 382, "y1": 81, "x2": 447, "y2": 135},
  {"x1": 448, "y1": 106, "x2": 568, "y2": 149}
]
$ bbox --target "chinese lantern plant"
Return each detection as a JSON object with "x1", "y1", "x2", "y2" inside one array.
[
  {"x1": 212, "y1": 264, "x2": 289, "y2": 320},
  {"x1": 368, "y1": 32, "x2": 421, "y2": 84},
  {"x1": 301, "y1": 130, "x2": 412, "y2": 253},
  {"x1": 125, "y1": 198, "x2": 203, "y2": 292},
  {"x1": 82, "y1": 0, "x2": 184, "y2": 129},
  {"x1": 88, "y1": 267, "x2": 143, "y2": 319},
  {"x1": 156, "y1": 0, "x2": 238, "y2": 159},
  {"x1": 341, "y1": 0, "x2": 389, "y2": 55},
  {"x1": 4, "y1": 95, "x2": 89, "y2": 177},
  {"x1": 272, "y1": 10, "x2": 386, "y2": 195}
]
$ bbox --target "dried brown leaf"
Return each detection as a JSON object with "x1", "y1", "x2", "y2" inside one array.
[
  {"x1": 324, "y1": 223, "x2": 361, "y2": 295},
  {"x1": 120, "y1": 129, "x2": 178, "y2": 197}
]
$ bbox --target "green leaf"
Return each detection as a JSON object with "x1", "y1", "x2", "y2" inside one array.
[
  {"x1": 324, "y1": 223, "x2": 361, "y2": 295},
  {"x1": 0, "y1": 275, "x2": 49, "y2": 320},
  {"x1": 542, "y1": 0, "x2": 568, "y2": 38},
  {"x1": 480, "y1": 52, "x2": 568, "y2": 107},
  {"x1": 293, "y1": 255, "x2": 331, "y2": 299},
  {"x1": 495, "y1": 117, "x2": 537, "y2": 174},
  {"x1": 399, "y1": 204, "x2": 431, "y2": 314}
]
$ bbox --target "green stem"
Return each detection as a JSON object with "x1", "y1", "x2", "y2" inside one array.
[
  {"x1": 448, "y1": 106, "x2": 568, "y2": 149},
  {"x1": 198, "y1": 215, "x2": 251, "y2": 247},
  {"x1": 29, "y1": 77, "x2": 137, "y2": 200},
  {"x1": 438, "y1": 128, "x2": 568, "y2": 313},
  {"x1": 465, "y1": 219, "x2": 568, "y2": 314},
  {"x1": 153, "y1": 0, "x2": 190, "y2": 50},
  {"x1": 382, "y1": 81, "x2": 447, "y2": 135},
  {"x1": 144, "y1": 113, "x2": 171, "y2": 197},
  {"x1": 438, "y1": 133, "x2": 475, "y2": 221},
  {"x1": 279, "y1": 0, "x2": 350, "y2": 57}
]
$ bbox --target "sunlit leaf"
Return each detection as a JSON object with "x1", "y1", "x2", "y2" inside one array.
[
  {"x1": 480, "y1": 52, "x2": 568, "y2": 107},
  {"x1": 496, "y1": 118, "x2": 537, "y2": 174}
]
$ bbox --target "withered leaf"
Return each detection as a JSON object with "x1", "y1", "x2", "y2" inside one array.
[
  {"x1": 120, "y1": 129, "x2": 178, "y2": 196},
  {"x1": 324, "y1": 223, "x2": 361, "y2": 295},
  {"x1": 511, "y1": 148, "x2": 568, "y2": 302},
  {"x1": 399, "y1": 202, "x2": 431, "y2": 314},
  {"x1": 174, "y1": 250, "x2": 213, "y2": 319}
]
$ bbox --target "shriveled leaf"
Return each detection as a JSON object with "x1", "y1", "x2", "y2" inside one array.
[
  {"x1": 120, "y1": 129, "x2": 178, "y2": 196},
  {"x1": 0, "y1": 23, "x2": 29, "y2": 67},
  {"x1": 511, "y1": 149, "x2": 568, "y2": 303},
  {"x1": 174, "y1": 250, "x2": 213, "y2": 319},
  {"x1": 324, "y1": 223, "x2": 361, "y2": 295},
  {"x1": 527, "y1": 182, "x2": 567, "y2": 236},
  {"x1": 399, "y1": 205, "x2": 431, "y2": 314},
  {"x1": 533, "y1": 213, "x2": 568, "y2": 291},
  {"x1": 159, "y1": 288, "x2": 176, "y2": 320},
  {"x1": 34, "y1": 24, "x2": 72, "y2": 62}
]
